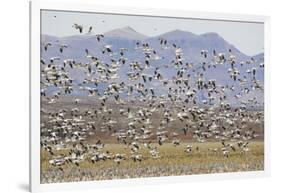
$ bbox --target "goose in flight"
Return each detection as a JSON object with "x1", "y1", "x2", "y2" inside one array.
[
  {"x1": 74, "y1": 98, "x2": 81, "y2": 104},
  {"x1": 96, "y1": 34, "x2": 104, "y2": 42},
  {"x1": 159, "y1": 38, "x2": 167, "y2": 45},
  {"x1": 50, "y1": 56, "x2": 60, "y2": 63},
  {"x1": 88, "y1": 26, "x2": 93, "y2": 33},
  {"x1": 59, "y1": 44, "x2": 67, "y2": 53},
  {"x1": 43, "y1": 42, "x2": 52, "y2": 51},
  {"x1": 63, "y1": 59, "x2": 75, "y2": 68},
  {"x1": 172, "y1": 139, "x2": 180, "y2": 146},
  {"x1": 201, "y1": 50, "x2": 208, "y2": 58},
  {"x1": 73, "y1": 23, "x2": 83, "y2": 33},
  {"x1": 185, "y1": 145, "x2": 192, "y2": 153},
  {"x1": 131, "y1": 154, "x2": 142, "y2": 162},
  {"x1": 102, "y1": 45, "x2": 113, "y2": 54}
]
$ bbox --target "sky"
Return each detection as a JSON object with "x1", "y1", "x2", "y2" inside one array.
[{"x1": 41, "y1": 10, "x2": 264, "y2": 56}]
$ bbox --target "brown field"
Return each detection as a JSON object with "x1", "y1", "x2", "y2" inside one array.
[{"x1": 41, "y1": 142, "x2": 264, "y2": 183}]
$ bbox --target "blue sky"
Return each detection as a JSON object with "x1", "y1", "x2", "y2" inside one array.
[{"x1": 41, "y1": 10, "x2": 264, "y2": 56}]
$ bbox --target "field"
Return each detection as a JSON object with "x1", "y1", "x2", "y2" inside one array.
[{"x1": 41, "y1": 142, "x2": 264, "y2": 183}]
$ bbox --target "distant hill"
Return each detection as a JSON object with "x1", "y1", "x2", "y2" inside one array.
[
  {"x1": 104, "y1": 26, "x2": 148, "y2": 40},
  {"x1": 41, "y1": 27, "x2": 258, "y2": 64}
]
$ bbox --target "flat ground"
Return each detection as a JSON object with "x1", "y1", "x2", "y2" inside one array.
[{"x1": 41, "y1": 142, "x2": 264, "y2": 183}]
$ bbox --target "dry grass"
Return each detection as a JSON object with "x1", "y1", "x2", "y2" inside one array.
[{"x1": 41, "y1": 141, "x2": 264, "y2": 183}]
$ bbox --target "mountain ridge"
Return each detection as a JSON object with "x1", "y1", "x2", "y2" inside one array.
[
  {"x1": 103, "y1": 26, "x2": 148, "y2": 40},
  {"x1": 41, "y1": 26, "x2": 261, "y2": 57}
]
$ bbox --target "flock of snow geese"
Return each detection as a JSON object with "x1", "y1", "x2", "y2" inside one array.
[{"x1": 40, "y1": 22, "x2": 264, "y2": 172}]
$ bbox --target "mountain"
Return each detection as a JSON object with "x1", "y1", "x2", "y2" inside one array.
[
  {"x1": 41, "y1": 27, "x2": 264, "y2": 72},
  {"x1": 156, "y1": 30, "x2": 198, "y2": 40},
  {"x1": 41, "y1": 27, "x2": 254, "y2": 61},
  {"x1": 252, "y1": 53, "x2": 264, "y2": 61},
  {"x1": 104, "y1": 26, "x2": 147, "y2": 40},
  {"x1": 41, "y1": 34, "x2": 58, "y2": 42}
]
